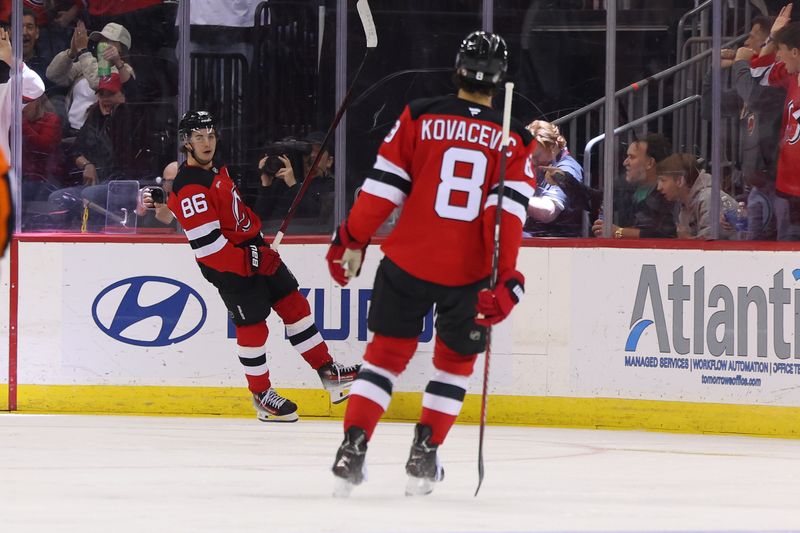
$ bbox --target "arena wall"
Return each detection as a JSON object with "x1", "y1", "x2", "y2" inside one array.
[{"x1": 3, "y1": 236, "x2": 799, "y2": 438}]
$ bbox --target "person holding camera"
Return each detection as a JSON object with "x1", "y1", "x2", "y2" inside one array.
[
  {"x1": 254, "y1": 132, "x2": 335, "y2": 230},
  {"x1": 255, "y1": 151, "x2": 296, "y2": 222},
  {"x1": 163, "y1": 111, "x2": 359, "y2": 423}
]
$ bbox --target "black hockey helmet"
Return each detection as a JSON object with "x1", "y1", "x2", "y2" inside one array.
[
  {"x1": 178, "y1": 110, "x2": 216, "y2": 140},
  {"x1": 455, "y1": 31, "x2": 508, "y2": 87}
]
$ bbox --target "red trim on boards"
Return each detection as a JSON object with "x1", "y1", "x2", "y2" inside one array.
[
  {"x1": 16, "y1": 232, "x2": 800, "y2": 251},
  {"x1": 13, "y1": 232, "x2": 333, "y2": 245}
]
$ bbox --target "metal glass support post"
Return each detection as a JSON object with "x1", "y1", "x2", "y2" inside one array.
[
  {"x1": 710, "y1": 0, "x2": 722, "y2": 240},
  {"x1": 177, "y1": 0, "x2": 191, "y2": 164},
  {"x1": 602, "y1": 0, "x2": 617, "y2": 238},
  {"x1": 483, "y1": 0, "x2": 494, "y2": 33},
  {"x1": 334, "y1": 0, "x2": 348, "y2": 225}
]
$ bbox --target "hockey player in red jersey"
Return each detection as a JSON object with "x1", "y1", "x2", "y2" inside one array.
[
  {"x1": 167, "y1": 111, "x2": 359, "y2": 422},
  {"x1": 326, "y1": 31, "x2": 536, "y2": 496}
]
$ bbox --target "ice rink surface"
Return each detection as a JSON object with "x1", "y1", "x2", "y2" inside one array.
[{"x1": 1, "y1": 414, "x2": 799, "y2": 533}]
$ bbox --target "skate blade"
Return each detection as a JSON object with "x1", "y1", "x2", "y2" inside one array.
[
  {"x1": 326, "y1": 384, "x2": 352, "y2": 405},
  {"x1": 256, "y1": 412, "x2": 299, "y2": 423},
  {"x1": 405, "y1": 475, "x2": 435, "y2": 497},
  {"x1": 333, "y1": 476, "x2": 357, "y2": 498}
]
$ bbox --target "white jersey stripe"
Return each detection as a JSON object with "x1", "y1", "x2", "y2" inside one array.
[
  {"x1": 193, "y1": 234, "x2": 228, "y2": 259},
  {"x1": 503, "y1": 180, "x2": 536, "y2": 200},
  {"x1": 374, "y1": 154, "x2": 411, "y2": 182},
  {"x1": 184, "y1": 220, "x2": 222, "y2": 241},
  {"x1": 485, "y1": 194, "x2": 527, "y2": 224},
  {"x1": 361, "y1": 178, "x2": 407, "y2": 206},
  {"x1": 758, "y1": 63, "x2": 776, "y2": 87}
]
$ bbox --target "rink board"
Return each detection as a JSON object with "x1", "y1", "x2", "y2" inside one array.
[{"x1": 4, "y1": 238, "x2": 800, "y2": 437}]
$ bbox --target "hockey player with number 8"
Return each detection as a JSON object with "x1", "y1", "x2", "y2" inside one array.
[
  {"x1": 327, "y1": 31, "x2": 536, "y2": 496},
  {"x1": 168, "y1": 111, "x2": 360, "y2": 423}
]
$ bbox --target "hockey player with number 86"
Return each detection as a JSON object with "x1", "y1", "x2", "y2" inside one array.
[{"x1": 167, "y1": 111, "x2": 360, "y2": 423}]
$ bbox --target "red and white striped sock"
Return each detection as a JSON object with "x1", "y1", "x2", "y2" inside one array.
[
  {"x1": 273, "y1": 291, "x2": 332, "y2": 369},
  {"x1": 344, "y1": 362, "x2": 397, "y2": 439},
  {"x1": 419, "y1": 369, "x2": 469, "y2": 445}
]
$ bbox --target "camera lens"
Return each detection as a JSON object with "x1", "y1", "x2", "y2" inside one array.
[{"x1": 263, "y1": 155, "x2": 285, "y2": 176}]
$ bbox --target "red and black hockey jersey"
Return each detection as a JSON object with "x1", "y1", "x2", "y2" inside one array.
[
  {"x1": 756, "y1": 53, "x2": 800, "y2": 197},
  {"x1": 168, "y1": 162, "x2": 262, "y2": 280},
  {"x1": 347, "y1": 94, "x2": 536, "y2": 286}
]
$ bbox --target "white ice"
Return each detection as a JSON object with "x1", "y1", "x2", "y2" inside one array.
[{"x1": 1, "y1": 414, "x2": 799, "y2": 533}]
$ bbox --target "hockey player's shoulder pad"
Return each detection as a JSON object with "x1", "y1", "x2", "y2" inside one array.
[
  {"x1": 173, "y1": 164, "x2": 215, "y2": 195},
  {"x1": 408, "y1": 94, "x2": 460, "y2": 119}
]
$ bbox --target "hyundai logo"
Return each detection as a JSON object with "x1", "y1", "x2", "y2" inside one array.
[{"x1": 92, "y1": 276, "x2": 207, "y2": 347}]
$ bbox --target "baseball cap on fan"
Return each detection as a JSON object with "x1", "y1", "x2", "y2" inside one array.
[
  {"x1": 96, "y1": 73, "x2": 122, "y2": 94},
  {"x1": 22, "y1": 65, "x2": 45, "y2": 105},
  {"x1": 89, "y1": 22, "x2": 132, "y2": 49}
]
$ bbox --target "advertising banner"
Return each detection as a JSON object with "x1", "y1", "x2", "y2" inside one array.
[{"x1": 571, "y1": 248, "x2": 800, "y2": 406}]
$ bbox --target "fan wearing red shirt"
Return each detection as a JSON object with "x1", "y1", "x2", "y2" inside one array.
[
  {"x1": 167, "y1": 111, "x2": 359, "y2": 423},
  {"x1": 755, "y1": 8, "x2": 800, "y2": 239},
  {"x1": 327, "y1": 31, "x2": 536, "y2": 497}
]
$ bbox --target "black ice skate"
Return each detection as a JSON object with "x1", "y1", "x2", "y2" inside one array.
[
  {"x1": 405, "y1": 423, "x2": 445, "y2": 496},
  {"x1": 332, "y1": 426, "x2": 368, "y2": 498},
  {"x1": 318, "y1": 362, "x2": 361, "y2": 404},
  {"x1": 252, "y1": 388, "x2": 299, "y2": 423}
]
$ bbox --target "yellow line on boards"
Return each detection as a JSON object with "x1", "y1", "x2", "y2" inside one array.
[{"x1": 2, "y1": 385, "x2": 798, "y2": 439}]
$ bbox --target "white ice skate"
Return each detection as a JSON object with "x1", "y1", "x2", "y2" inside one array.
[{"x1": 318, "y1": 361, "x2": 361, "y2": 404}]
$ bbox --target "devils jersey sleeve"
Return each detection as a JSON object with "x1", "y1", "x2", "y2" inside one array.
[
  {"x1": 168, "y1": 163, "x2": 262, "y2": 277},
  {"x1": 755, "y1": 54, "x2": 800, "y2": 196},
  {"x1": 347, "y1": 94, "x2": 536, "y2": 286}
]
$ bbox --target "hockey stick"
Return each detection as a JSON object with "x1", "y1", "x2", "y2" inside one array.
[
  {"x1": 475, "y1": 81, "x2": 515, "y2": 497},
  {"x1": 272, "y1": 0, "x2": 377, "y2": 249}
]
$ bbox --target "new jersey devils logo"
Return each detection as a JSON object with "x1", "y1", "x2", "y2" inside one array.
[
  {"x1": 787, "y1": 101, "x2": 800, "y2": 145},
  {"x1": 231, "y1": 187, "x2": 252, "y2": 231}
]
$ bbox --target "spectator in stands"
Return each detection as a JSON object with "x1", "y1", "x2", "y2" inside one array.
[
  {"x1": 701, "y1": 14, "x2": 783, "y2": 240},
  {"x1": 755, "y1": 5, "x2": 800, "y2": 240},
  {"x1": 19, "y1": 9, "x2": 49, "y2": 87},
  {"x1": 84, "y1": 0, "x2": 178, "y2": 100},
  {"x1": 0, "y1": 25, "x2": 46, "y2": 161},
  {"x1": 523, "y1": 120, "x2": 586, "y2": 237},
  {"x1": 46, "y1": 20, "x2": 136, "y2": 135},
  {"x1": 0, "y1": 0, "x2": 81, "y2": 60},
  {"x1": 48, "y1": 72, "x2": 143, "y2": 230},
  {"x1": 255, "y1": 132, "x2": 335, "y2": 230},
  {"x1": 21, "y1": 94, "x2": 63, "y2": 215},
  {"x1": 300, "y1": 130, "x2": 335, "y2": 226},
  {"x1": 656, "y1": 153, "x2": 737, "y2": 240},
  {"x1": 591, "y1": 132, "x2": 675, "y2": 239}
]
